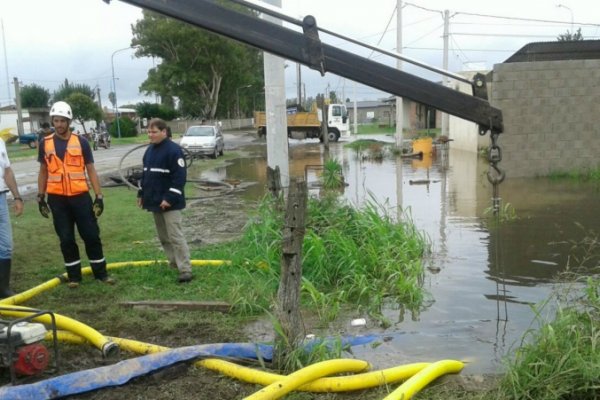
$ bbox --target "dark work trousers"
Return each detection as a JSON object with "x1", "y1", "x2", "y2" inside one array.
[{"x1": 47, "y1": 193, "x2": 107, "y2": 282}]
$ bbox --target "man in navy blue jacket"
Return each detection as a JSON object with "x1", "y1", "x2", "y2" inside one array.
[{"x1": 137, "y1": 118, "x2": 193, "y2": 283}]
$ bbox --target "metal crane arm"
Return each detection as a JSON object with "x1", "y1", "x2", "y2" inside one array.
[{"x1": 110, "y1": 0, "x2": 503, "y2": 134}]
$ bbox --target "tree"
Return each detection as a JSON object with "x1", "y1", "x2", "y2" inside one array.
[
  {"x1": 20, "y1": 84, "x2": 51, "y2": 108},
  {"x1": 136, "y1": 101, "x2": 178, "y2": 121},
  {"x1": 131, "y1": 7, "x2": 263, "y2": 119},
  {"x1": 329, "y1": 91, "x2": 338, "y2": 104},
  {"x1": 557, "y1": 28, "x2": 584, "y2": 41},
  {"x1": 108, "y1": 91, "x2": 116, "y2": 109},
  {"x1": 53, "y1": 79, "x2": 96, "y2": 103},
  {"x1": 65, "y1": 93, "x2": 102, "y2": 134}
]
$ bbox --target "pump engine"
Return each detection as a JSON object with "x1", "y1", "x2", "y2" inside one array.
[{"x1": 0, "y1": 322, "x2": 49, "y2": 377}]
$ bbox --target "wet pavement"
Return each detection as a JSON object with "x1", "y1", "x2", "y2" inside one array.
[{"x1": 203, "y1": 133, "x2": 600, "y2": 374}]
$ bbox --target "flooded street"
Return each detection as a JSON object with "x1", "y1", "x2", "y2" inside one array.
[{"x1": 200, "y1": 133, "x2": 600, "y2": 375}]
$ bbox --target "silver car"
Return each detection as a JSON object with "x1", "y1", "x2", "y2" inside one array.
[{"x1": 180, "y1": 125, "x2": 224, "y2": 159}]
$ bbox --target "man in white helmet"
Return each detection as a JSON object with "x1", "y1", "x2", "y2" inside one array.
[{"x1": 37, "y1": 101, "x2": 115, "y2": 288}]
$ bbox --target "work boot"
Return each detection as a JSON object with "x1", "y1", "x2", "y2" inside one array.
[
  {"x1": 67, "y1": 281, "x2": 80, "y2": 289},
  {"x1": 0, "y1": 259, "x2": 14, "y2": 298},
  {"x1": 98, "y1": 276, "x2": 116, "y2": 285},
  {"x1": 178, "y1": 271, "x2": 193, "y2": 283},
  {"x1": 66, "y1": 262, "x2": 83, "y2": 284}
]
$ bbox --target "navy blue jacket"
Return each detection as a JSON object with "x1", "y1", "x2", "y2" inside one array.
[{"x1": 138, "y1": 139, "x2": 186, "y2": 212}]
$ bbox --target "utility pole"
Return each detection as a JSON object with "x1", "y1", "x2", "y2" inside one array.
[
  {"x1": 442, "y1": 10, "x2": 450, "y2": 138},
  {"x1": 13, "y1": 77, "x2": 23, "y2": 136},
  {"x1": 96, "y1": 86, "x2": 102, "y2": 110},
  {"x1": 296, "y1": 63, "x2": 302, "y2": 108},
  {"x1": 395, "y1": 0, "x2": 404, "y2": 218},
  {"x1": 262, "y1": 0, "x2": 289, "y2": 188},
  {"x1": 395, "y1": 0, "x2": 404, "y2": 148}
]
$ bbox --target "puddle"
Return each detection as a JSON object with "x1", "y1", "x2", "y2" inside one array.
[{"x1": 202, "y1": 135, "x2": 600, "y2": 374}]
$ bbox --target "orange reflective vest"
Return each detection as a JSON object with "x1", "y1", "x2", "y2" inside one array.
[{"x1": 43, "y1": 134, "x2": 89, "y2": 196}]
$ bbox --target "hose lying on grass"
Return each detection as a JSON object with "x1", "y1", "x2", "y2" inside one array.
[{"x1": 0, "y1": 260, "x2": 464, "y2": 399}]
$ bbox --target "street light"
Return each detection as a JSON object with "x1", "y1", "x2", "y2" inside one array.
[
  {"x1": 556, "y1": 4, "x2": 574, "y2": 33},
  {"x1": 111, "y1": 46, "x2": 137, "y2": 139},
  {"x1": 236, "y1": 84, "x2": 252, "y2": 129}
]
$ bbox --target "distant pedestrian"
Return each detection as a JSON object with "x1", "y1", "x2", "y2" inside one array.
[
  {"x1": 137, "y1": 118, "x2": 192, "y2": 283},
  {"x1": 37, "y1": 122, "x2": 52, "y2": 142}
]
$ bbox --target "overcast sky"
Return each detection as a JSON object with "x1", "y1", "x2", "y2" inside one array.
[{"x1": 1, "y1": 0, "x2": 598, "y2": 109}]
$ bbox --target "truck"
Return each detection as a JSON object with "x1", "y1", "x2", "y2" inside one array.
[{"x1": 254, "y1": 103, "x2": 349, "y2": 142}]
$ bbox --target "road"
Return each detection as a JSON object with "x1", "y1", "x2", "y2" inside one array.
[{"x1": 11, "y1": 130, "x2": 257, "y2": 198}]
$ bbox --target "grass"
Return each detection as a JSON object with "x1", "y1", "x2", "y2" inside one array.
[
  {"x1": 355, "y1": 124, "x2": 440, "y2": 139},
  {"x1": 223, "y1": 192, "x2": 429, "y2": 324},
  {"x1": 10, "y1": 172, "x2": 429, "y2": 326},
  {"x1": 491, "y1": 277, "x2": 600, "y2": 400},
  {"x1": 321, "y1": 158, "x2": 344, "y2": 189},
  {"x1": 547, "y1": 167, "x2": 600, "y2": 181}
]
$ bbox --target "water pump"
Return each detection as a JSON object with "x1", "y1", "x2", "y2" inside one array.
[
  {"x1": 0, "y1": 322, "x2": 49, "y2": 376},
  {"x1": 0, "y1": 308, "x2": 59, "y2": 384}
]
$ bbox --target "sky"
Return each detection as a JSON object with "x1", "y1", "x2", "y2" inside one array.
[{"x1": 1, "y1": 0, "x2": 599, "y2": 109}]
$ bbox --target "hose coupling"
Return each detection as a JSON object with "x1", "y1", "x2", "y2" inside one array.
[{"x1": 102, "y1": 341, "x2": 120, "y2": 359}]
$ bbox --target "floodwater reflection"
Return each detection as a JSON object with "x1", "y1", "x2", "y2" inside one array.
[{"x1": 207, "y1": 135, "x2": 600, "y2": 374}]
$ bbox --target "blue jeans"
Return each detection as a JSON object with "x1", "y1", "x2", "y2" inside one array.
[{"x1": 0, "y1": 193, "x2": 12, "y2": 259}]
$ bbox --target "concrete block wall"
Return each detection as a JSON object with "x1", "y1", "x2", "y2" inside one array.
[{"x1": 491, "y1": 59, "x2": 600, "y2": 178}]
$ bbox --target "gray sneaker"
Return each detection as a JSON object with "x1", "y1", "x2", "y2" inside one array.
[{"x1": 178, "y1": 272, "x2": 193, "y2": 283}]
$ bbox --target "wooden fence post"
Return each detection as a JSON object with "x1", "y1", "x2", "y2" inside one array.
[{"x1": 274, "y1": 177, "x2": 307, "y2": 367}]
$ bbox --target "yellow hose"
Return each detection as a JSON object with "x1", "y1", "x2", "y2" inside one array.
[
  {"x1": 17, "y1": 261, "x2": 464, "y2": 398},
  {"x1": 0, "y1": 260, "x2": 229, "y2": 357},
  {"x1": 47, "y1": 331, "x2": 431, "y2": 393},
  {"x1": 0, "y1": 306, "x2": 118, "y2": 357},
  {"x1": 0, "y1": 260, "x2": 230, "y2": 307},
  {"x1": 382, "y1": 360, "x2": 465, "y2": 400},
  {"x1": 243, "y1": 359, "x2": 370, "y2": 400},
  {"x1": 0, "y1": 277, "x2": 63, "y2": 306}
]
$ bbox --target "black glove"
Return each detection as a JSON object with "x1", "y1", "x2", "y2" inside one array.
[
  {"x1": 93, "y1": 196, "x2": 104, "y2": 217},
  {"x1": 37, "y1": 194, "x2": 50, "y2": 218}
]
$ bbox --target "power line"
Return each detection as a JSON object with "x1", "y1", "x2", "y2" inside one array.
[
  {"x1": 405, "y1": 46, "x2": 516, "y2": 53},
  {"x1": 454, "y1": 11, "x2": 600, "y2": 28}
]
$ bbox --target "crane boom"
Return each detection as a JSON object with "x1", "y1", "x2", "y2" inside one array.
[{"x1": 111, "y1": 0, "x2": 503, "y2": 134}]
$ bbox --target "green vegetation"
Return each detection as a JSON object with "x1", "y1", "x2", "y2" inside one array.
[
  {"x1": 132, "y1": 7, "x2": 263, "y2": 119},
  {"x1": 355, "y1": 124, "x2": 440, "y2": 138},
  {"x1": 6, "y1": 142, "x2": 39, "y2": 161},
  {"x1": 109, "y1": 116, "x2": 138, "y2": 138},
  {"x1": 483, "y1": 202, "x2": 518, "y2": 223},
  {"x1": 356, "y1": 123, "x2": 396, "y2": 135},
  {"x1": 11, "y1": 174, "x2": 428, "y2": 328},
  {"x1": 346, "y1": 139, "x2": 390, "y2": 160},
  {"x1": 321, "y1": 158, "x2": 344, "y2": 189},
  {"x1": 492, "y1": 277, "x2": 600, "y2": 400},
  {"x1": 218, "y1": 193, "x2": 429, "y2": 323},
  {"x1": 548, "y1": 167, "x2": 600, "y2": 181}
]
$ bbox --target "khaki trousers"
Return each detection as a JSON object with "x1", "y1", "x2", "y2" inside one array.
[{"x1": 152, "y1": 209, "x2": 192, "y2": 274}]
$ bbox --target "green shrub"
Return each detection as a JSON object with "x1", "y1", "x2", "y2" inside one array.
[{"x1": 109, "y1": 116, "x2": 138, "y2": 138}]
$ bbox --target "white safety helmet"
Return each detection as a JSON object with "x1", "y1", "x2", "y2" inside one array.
[{"x1": 50, "y1": 101, "x2": 73, "y2": 120}]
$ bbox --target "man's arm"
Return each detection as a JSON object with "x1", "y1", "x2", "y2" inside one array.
[
  {"x1": 85, "y1": 163, "x2": 103, "y2": 198},
  {"x1": 38, "y1": 163, "x2": 48, "y2": 196},
  {"x1": 4, "y1": 167, "x2": 23, "y2": 216}
]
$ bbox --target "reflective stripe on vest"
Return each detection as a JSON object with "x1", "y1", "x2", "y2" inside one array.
[{"x1": 44, "y1": 133, "x2": 89, "y2": 196}]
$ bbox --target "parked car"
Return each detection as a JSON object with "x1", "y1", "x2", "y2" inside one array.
[
  {"x1": 18, "y1": 133, "x2": 38, "y2": 148},
  {"x1": 180, "y1": 125, "x2": 224, "y2": 159}
]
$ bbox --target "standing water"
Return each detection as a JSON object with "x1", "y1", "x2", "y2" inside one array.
[{"x1": 207, "y1": 134, "x2": 600, "y2": 374}]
